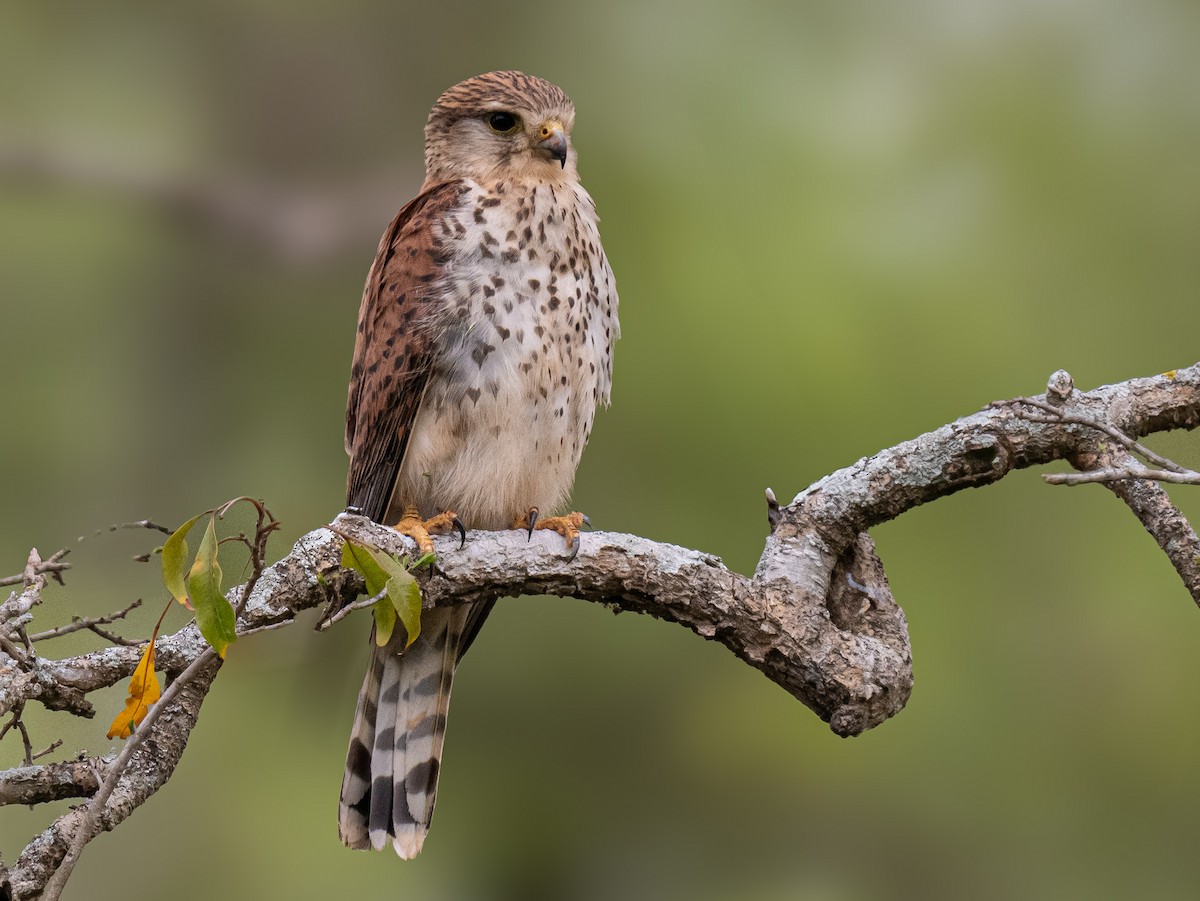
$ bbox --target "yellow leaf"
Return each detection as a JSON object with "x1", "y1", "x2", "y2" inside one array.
[{"x1": 107, "y1": 636, "x2": 162, "y2": 739}]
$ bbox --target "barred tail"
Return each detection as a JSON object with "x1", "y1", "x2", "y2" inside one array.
[{"x1": 338, "y1": 604, "x2": 472, "y2": 858}]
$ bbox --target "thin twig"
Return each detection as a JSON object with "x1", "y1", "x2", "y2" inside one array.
[
  {"x1": 315, "y1": 589, "x2": 386, "y2": 632},
  {"x1": 83, "y1": 625, "x2": 140, "y2": 647},
  {"x1": 0, "y1": 709, "x2": 15, "y2": 742},
  {"x1": 237, "y1": 619, "x2": 294, "y2": 639},
  {"x1": 1, "y1": 702, "x2": 36, "y2": 767},
  {"x1": 16, "y1": 720, "x2": 33, "y2": 766},
  {"x1": 232, "y1": 502, "x2": 279, "y2": 618},
  {"x1": 28, "y1": 599, "x2": 143, "y2": 643},
  {"x1": 107, "y1": 520, "x2": 172, "y2": 535},
  {"x1": 1045, "y1": 466, "x2": 1200, "y2": 486},
  {"x1": 30, "y1": 739, "x2": 63, "y2": 762},
  {"x1": 0, "y1": 549, "x2": 71, "y2": 588},
  {"x1": 1001, "y1": 396, "x2": 1189, "y2": 473}
]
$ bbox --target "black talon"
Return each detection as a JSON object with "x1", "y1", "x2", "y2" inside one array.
[
  {"x1": 580, "y1": 514, "x2": 592, "y2": 530},
  {"x1": 452, "y1": 516, "x2": 466, "y2": 548},
  {"x1": 566, "y1": 533, "x2": 581, "y2": 562},
  {"x1": 525, "y1": 507, "x2": 539, "y2": 540}
]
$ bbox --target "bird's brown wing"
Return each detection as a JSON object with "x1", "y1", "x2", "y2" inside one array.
[{"x1": 345, "y1": 181, "x2": 465, "y2": 522}]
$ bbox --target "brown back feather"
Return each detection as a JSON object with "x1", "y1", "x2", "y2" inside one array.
[{"x1": 345, "y1": 180, "x2": 467, "y2": 522}]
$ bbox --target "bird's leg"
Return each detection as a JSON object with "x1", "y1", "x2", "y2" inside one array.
[
  {"x1": 393, "y1": 506, "x2": 466, "y2": 556},
  {"x1": 513, "y1": 507, "x2": 591, "y2": 560}
]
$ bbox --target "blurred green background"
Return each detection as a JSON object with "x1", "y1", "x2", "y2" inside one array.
[{"x1": 3, "y1": 1, "x2": 1200, "y2": 899}]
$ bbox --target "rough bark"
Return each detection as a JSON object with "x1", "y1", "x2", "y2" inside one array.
[
  {"x1": 0, "y1": 760, "x2": 103, "y2": 807},
  {"x1": 2, "y1": 362, "x2": 1198, "y2": 899}
]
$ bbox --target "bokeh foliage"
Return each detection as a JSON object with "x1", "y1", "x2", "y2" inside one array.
[{"x1": 2, "y1": 1, "x2": 1200, "y2": 899}]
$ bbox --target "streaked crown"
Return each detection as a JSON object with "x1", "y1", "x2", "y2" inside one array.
[{"x1": 423, "y1": 71, "x2": 579, "y2": 184}]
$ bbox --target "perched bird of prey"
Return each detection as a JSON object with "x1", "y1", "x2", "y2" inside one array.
[{"x1": 339, "y1": 71, "x2": 619, "y2": 859}]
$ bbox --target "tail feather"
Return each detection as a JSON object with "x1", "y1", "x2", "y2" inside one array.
[
  {"x1": 338, "y1": 646, "x2": 384, "y2": 850},
  {"x1": 369, "y1": 645, "x2": 401, "y2": 850},
  {"x1": 339, "y1": 603, "x2": 473, "y2": 859}
]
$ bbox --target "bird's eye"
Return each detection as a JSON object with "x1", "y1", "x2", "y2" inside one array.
[{"x1": 486, "y1": 111, "x2": 519, "y2": 134}]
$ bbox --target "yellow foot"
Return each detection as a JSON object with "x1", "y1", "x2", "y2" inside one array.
[
  {"x1": 513, "y1": 508, "x2": 591, "y2": 560},
  {"x1": 393, "y1": 506, "x2": 466, "y2": 555}
]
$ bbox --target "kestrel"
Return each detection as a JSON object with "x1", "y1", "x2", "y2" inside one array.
[{"x1": 338, "y1": 71, "x2": 618, "y2": 859}]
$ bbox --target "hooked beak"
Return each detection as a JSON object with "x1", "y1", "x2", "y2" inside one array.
[{"x1": 537, "y1": 120, "x2": 568, "y2": 168}]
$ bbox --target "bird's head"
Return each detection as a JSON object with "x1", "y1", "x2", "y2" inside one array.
[{"x1": 423, "y1": 71, "x2": 579, "y2": 186}]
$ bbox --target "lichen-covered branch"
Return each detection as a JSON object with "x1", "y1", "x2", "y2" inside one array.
[
  {"x1": 759, "y1": 365, "x2": 1199, "y2": 606},
  {"x1": 3, "y1": 362, "x2": 1198, "y2": 899},
  {"x1": 11, "y1": 661, "x2": 220, "y2": 900},
  {"x1": 0, "y1": 759, "x2": 104, "y2": 807}
]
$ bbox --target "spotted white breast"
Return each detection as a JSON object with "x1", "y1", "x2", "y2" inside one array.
[{"x1": 395, "y1": 177, "x2": 618, "y2": 530}]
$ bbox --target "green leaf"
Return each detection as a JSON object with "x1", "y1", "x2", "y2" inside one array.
[
  {"x1": 369, "y1": 548, "x2": 423, "y2": 650},
  {"x1": 341, "y1": 540, "x2": 389, "y2": 596},
  {"x1": 187, "y1": 514, "x2": 236, "y2": 658},
  {"x1": 340, "y1": 539, "x2": 424, "y2": 649},
  {"x1": 372, "y1": 595, "x2": 397, "y2": 647},
  {"x1": 386, "y1": 565, "x2": 422, "y2": 648},
  {"x1": 162, "y1": 513, "x2": 204, "y2": 606},
  {"x1": 341, "y1": 541, "x2": 397, "y2": 646},
  {"x1": 410, "y1": 551, "x2": 437, "y2": 570}
]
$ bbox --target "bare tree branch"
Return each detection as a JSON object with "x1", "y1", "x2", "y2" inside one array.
[
  {"x1": 36, "y1": 649, "x2": 221, "y2": 901},
  {"x1": 3, "y1": 362, "x2": 1198, "y2": 898},
  {"x1": 0, "y1": 142, "x2": 418, "y2": 263},
  {"x1": 996, "y1": 391, "x2": 1191, "y2": 474},
  {"x1": 997, "y1": 369, "x2": 1200, "y2": 605},
  {"x1": 0, "y1": 759, "x2": 103, "y2": 807},
  {"x1": 11, "y1": 661, "x2": 220, "y2": 900},
  {"x1": 27, "y1": 501, "x2": 279, "y2": 901},
  {"x1": 0, "y1": 549, "x2": 52, "y2": 650},
  {"x1": 0, "y1": 550, "x2": 70, "y2": 589}
]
